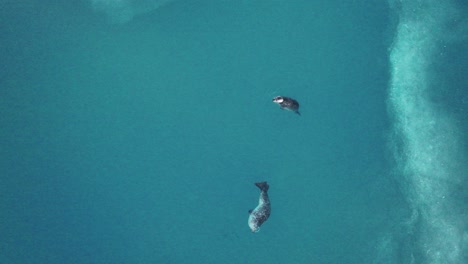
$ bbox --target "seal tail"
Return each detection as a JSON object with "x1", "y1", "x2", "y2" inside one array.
[{"x1": 255, "y1": 181, "x2": 269, "y2": 192}]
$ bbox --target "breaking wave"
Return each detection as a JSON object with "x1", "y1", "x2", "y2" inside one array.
[{"x1": 386, "y1": 0, "x2": 468, "y2": 263}]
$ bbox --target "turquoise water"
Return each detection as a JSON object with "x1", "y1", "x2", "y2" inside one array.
[{"x1": 1, "y1": 1, "x2": 466, "y2": 263}]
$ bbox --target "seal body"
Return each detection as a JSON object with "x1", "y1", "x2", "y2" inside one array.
[
  {"x1": 272, "y1": 96, "x2": 300, "y2": 115},
  {"x1": 248, "y1": 182, "x2": 271, "y2": 232}
]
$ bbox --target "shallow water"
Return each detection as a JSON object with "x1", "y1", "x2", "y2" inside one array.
[{"x1": 1, "y1": 1, "x2": 466, "y2": 263}]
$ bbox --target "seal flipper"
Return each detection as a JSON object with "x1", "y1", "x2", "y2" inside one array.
[
  {"x1": 248, "y1": 209, "x2": 253, "y2": 214},
  {"x1": 295, "y1": 111, "x2": 301, "y2": 116},
  {"x1": 255, "y1": 181, "x2": 269, "y2": 192}
]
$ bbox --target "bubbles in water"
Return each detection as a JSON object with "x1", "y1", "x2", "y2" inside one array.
[
  {"x1": 387, "y1": 0, "x2": 467, "y2": 263},
  {"x1": 90, "y1": 0, "x2": 175, "y2": 24}
]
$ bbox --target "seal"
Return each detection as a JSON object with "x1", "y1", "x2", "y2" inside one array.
[
  {"x1": 272, "y1": 96, "x2": 301, "y2": 115},
  {"x1": 248, "y1": 181, "x2": 271, "y2": 233}
]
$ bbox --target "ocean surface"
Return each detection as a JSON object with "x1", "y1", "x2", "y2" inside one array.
[{"x1": 1, "y1": 0, "x2": 467, "y2": 263}]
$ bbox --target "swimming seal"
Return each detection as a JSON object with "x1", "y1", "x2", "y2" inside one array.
[
  {"x1": 248, "y1": 182, "x2": 271, "y2": 232},
  {"x1": 272, "y1": 96, "x2": 301, "y2": 115}
]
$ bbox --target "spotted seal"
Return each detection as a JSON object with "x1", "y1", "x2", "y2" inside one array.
[
  {"x1": 248, "y1": 182, "x2": 271, "y2": 232},
  {"x1": 272, "y1": 96, "x2": 301, "y2": 115}
]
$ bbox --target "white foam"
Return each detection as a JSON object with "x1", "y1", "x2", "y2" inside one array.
[
  {"x1": 387, "y1": 0, "x2": 467, "y2": 262},
  {"x1": 90, "y1": 0, "x2": 174, "y2": 24}
]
